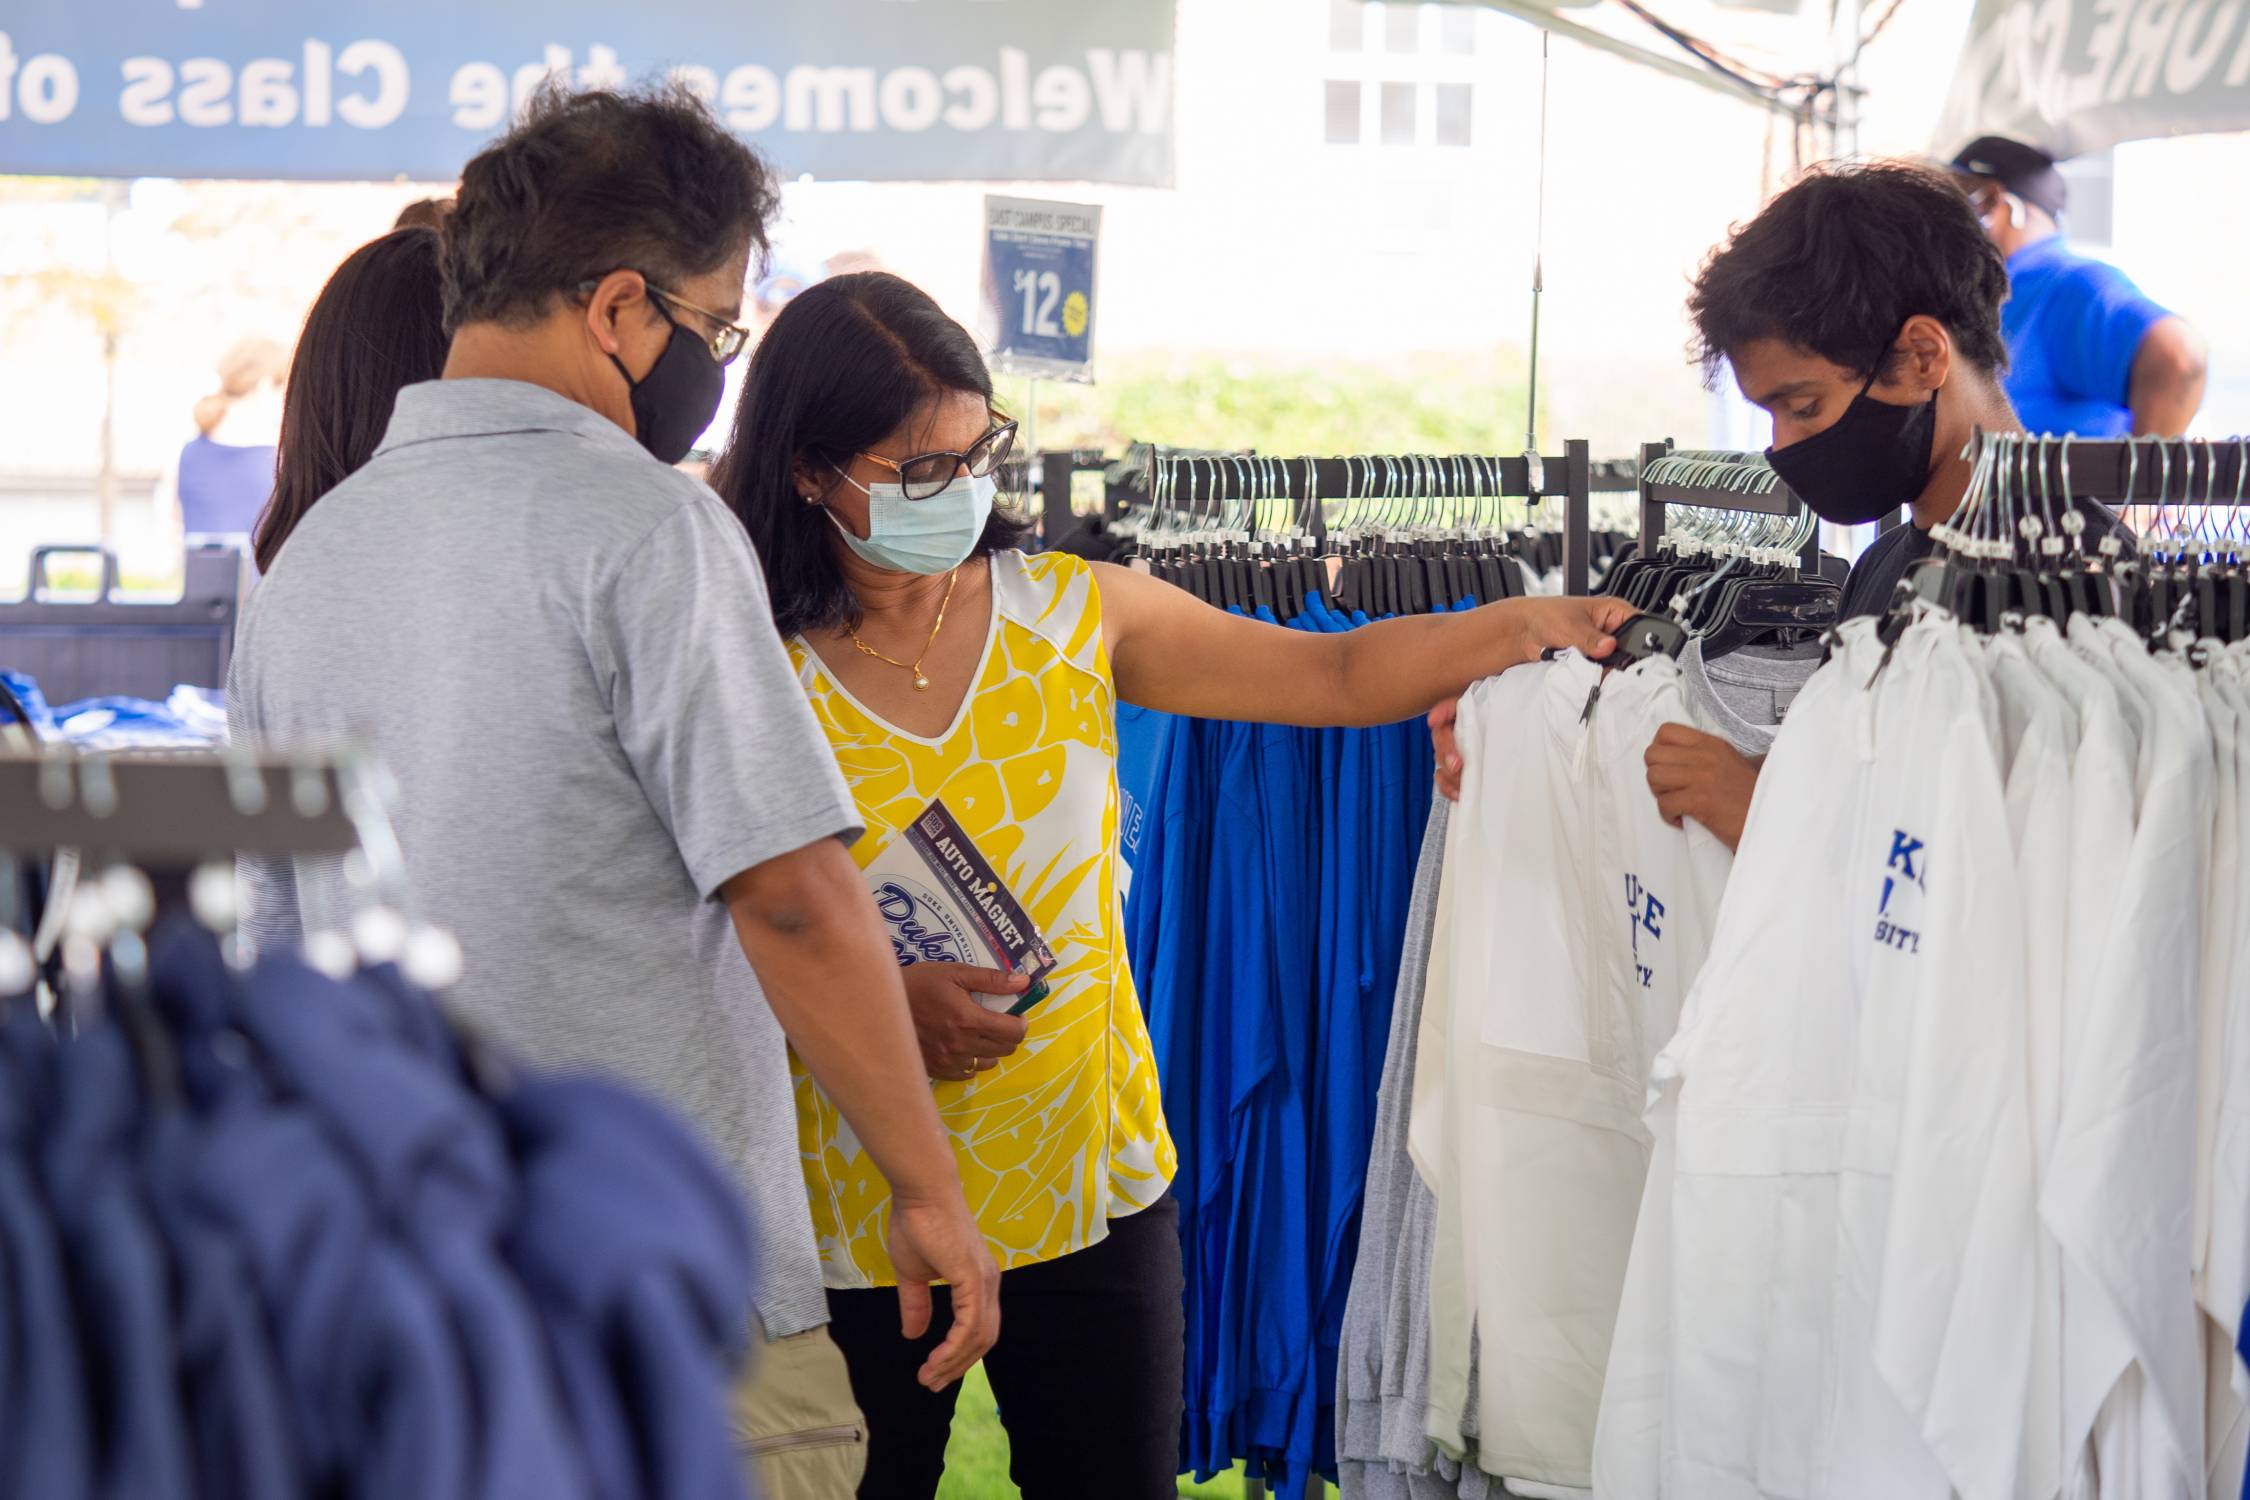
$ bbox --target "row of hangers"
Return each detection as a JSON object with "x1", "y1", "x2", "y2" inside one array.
[
  {"x1": 1603, "y1": 453, "x2": 1841, "y2": 665},
  {"x1": 1126, "y1": 454, "x2": 1631, "y2": 619},
  {"x1": 1913, "y1": 433, "x2": 2250, "y2": 645}
]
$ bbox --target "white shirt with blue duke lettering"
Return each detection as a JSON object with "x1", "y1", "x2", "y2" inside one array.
[
  {"x1": 1413, "y1": 650, "x2": 1793, "y2": 1497},
  {"x1": 1590, "y1": 656, "x2": 1742, "y2": 1044},
  {"x1": 1618, "y1": 614, "x2": 2037, "y2": 1500},
  {"x1": 1582, "y1": 656, "x2": 1753, "y2": 1500}
]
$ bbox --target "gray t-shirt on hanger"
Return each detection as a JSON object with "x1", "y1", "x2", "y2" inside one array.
[
  {"x1": 1680, "y1": 639, "x2": 1822, "y2": 758},
  {"x1": 1339, "y1": 799, "x2": 1497, "y2": 1500},
  {"x1": 229, "y1": 378, "x2": 861, "y2": 1338}
]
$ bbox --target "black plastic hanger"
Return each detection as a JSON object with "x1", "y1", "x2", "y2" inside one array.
[
  {"x1": 1699, "y1": 575, "x2": 1842, "y2": 661},
  {"x1": 1607, "y1": 612, "x2": 1690, "y2": 665}
]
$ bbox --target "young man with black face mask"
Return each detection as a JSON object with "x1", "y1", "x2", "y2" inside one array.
[
  {"x1": 229, "y1": 84, "x2": 999, "y2": 1498},
  {"x1": 1431, "y1": 160, "x2": 2131, "y2": 847}
]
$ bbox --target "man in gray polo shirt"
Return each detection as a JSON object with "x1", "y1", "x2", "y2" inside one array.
[{"x1": 230, "y1": 84, "x2": 995, "y2": 1498}]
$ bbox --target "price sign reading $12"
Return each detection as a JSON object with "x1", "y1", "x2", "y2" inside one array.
[{"x1": 981, "y1": 195, "x2": 1100, "y2": 383}]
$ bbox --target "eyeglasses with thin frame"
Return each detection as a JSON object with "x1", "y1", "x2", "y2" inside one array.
[
  {"x1": 855, "y1": 420, "x2": 1019, "y2": 501},
  {"x1": 646, "y1": 283, "x2": 752, "y2": 366},
  {"x1": 577, "y1": 273, "x2": 752, "y2": 366}
]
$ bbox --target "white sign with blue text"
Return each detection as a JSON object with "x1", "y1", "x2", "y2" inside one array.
[
  {"x1": 0, "y1": 2, "x2": 1176, "y2": 185},
  {"x1": 980, "y1": 194, "x2": 1100, "y2": 384}
]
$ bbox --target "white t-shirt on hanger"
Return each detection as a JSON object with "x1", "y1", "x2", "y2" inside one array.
[
  {"x1": 1415, "y1": 654, "x2": 1639, "y2": 1494},
  {"x1": 2026, "y1": 616, "x2": 2141, "y2": 1500},
  {"x1": 1586, "y1": 652, "x2": 1771, "y2": 1500},
  {"x1": 1982, "y1": 625, "x2": 2078, "y2": 1500},
  {"x1": 2046, "y1": 616, "x2": 2213, "y2": 1500},
  {"x1": 2196, "y1": 643, "x2": 2248, "y2": 1500},
  {"x1": 1644, "y1": 614, "x2": 2037, "y2": 1500},
  {"x1": 2208, "y1": 643, "x2": 2250, "y2": 1499}
]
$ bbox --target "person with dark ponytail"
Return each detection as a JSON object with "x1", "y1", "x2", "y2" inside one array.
[{"x1": 254, "y1": 226, "x2": 448, "y2": 574}]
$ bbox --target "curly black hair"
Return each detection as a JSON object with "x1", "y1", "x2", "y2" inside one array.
[
  {"x1": 442, "y1": 80, "x2": 778, "y2": 333},
  {"x1": 1689, "y1": 160, "x2": 2010, "y2": 384}
]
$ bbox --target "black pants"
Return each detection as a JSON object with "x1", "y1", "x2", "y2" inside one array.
[{"x1": 824, "y1": 1195, "x2": 1184, "y2": 1500}]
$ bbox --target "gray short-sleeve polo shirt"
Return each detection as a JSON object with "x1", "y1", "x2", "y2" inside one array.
[{"x1": 230, "y1": 378, "x2": 860, "y2": 1335}]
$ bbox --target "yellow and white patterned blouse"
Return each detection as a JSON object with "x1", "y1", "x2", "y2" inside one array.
[{"x1": 787, "y1": 549, "x2": 1178, "y2": 1287}]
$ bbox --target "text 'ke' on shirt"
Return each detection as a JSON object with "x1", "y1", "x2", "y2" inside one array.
[
  {"x1": 787, "y1": 549, "x2": 1178, "y2": 1288},
  {"x1": 227, "y1": 377, "x2": 862, "y2": 1339}
]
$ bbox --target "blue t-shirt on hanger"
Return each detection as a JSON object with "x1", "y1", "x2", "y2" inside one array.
[
  {"x1": 1116, "y1": 701, "x2": 1170, "y2": 891},
  {"x1": 1132, "y1": 587, "x2": 1450, "y2": 1488}
]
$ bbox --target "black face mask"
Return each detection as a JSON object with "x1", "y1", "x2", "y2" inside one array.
[
  {"x1": 608, "y1": 302, "x2": 724, "y2": 466},
  {"x1": 1764, "y1": 371, "x2": 1939, "y2": 527}
]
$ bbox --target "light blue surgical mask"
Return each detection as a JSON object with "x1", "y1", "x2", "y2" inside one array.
[{"x1": 827, "y1": 469, "x2": 997, "y2": 576}]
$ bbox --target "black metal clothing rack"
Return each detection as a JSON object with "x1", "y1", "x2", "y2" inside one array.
[
  {"x1": 1589, "y1": 456, "x2": 1643, "y2": 493},
  {"x1": 0, "y1": 748, "x2": 372, "y2": 862},
  {"x1": 1145, "y1": 440, "x2": 1600, "y2": 597},
  {"x1": 1030, "y1": 449, "x2": 1114, "y2": 554},
  {"x1": 1635, "y1": 441, "x2": 1821, "y2": 575}
]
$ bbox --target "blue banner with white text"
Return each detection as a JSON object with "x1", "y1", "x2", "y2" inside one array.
[{"x1": 0, "y1": 0, "x2": 1176, "y2": 185}]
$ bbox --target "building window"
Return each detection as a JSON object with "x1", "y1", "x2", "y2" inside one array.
[
  {"x1": 1435, "y1": 82, "x2": 1472, "y2": 146},
  {"x1": 1384, "y1": 2, "x2": 1423, "y2": 53},
  {"x1": 1330, "y1": 0, "x2": 1367, "y2": 51},
  {"x1": 1381, "y1": 82, "x2": 1417, "y2": 145},
  {"x1": 1326, "y1": 80, "x2": 1363, "y2": 145},
  {"x1": 1439, "y1": 6, "x2": 1478, "y2": 54}
]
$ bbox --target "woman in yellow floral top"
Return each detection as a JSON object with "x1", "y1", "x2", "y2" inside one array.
[{"x1": 712, "y1": 273, "x2": 1629, "y2": 1499}]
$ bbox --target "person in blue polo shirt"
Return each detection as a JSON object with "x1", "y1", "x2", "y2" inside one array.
[{"x1": 1949, "y1": 135, "x2": 2207, "y2": 437}]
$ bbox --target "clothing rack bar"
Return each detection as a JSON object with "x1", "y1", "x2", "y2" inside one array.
[
  {"x1": 1562, "y1": 439, "x2": 1592, "y2": 598},
  {"x1": 1034, "y1": 449, "x2": 1112, "y2": 553},
  {"x1": 1970, "y1": 433, "x2": 2250, "y2": 505},
  {"x1": 1589, "y1": 457, "x2": 1642, "y2": 493},
  {"x1": 0, "y1": 749, "x2": 367, "y2": 859},
  {"x1": 1144, "y1": 451, "x2": 1573, "y2": 506},
  {"x1": 1142, "y1": 440, "x2": 1598, "y2": 595}
]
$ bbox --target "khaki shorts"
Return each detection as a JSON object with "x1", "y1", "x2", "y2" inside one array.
[{"x1": 733, "y1": 1322, "x2": 869, "y2": 1500}]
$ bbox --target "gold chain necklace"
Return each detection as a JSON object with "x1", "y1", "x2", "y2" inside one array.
[{"x1": 847, "y1": 567, "x2": 960, "y2": 691}]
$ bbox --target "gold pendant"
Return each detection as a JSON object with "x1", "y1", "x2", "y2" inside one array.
[{"x1": 913, "y1": 671, "x2": 931, "y2": 690}]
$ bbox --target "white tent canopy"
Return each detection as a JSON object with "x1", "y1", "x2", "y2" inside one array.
[
  {"x1": 1935, "y1": 0, "x2": 2250, "y2": 160},
  {"x1": 1450, "y1": 0, "x2": 2250, "y2": 162},
  {"x1": 1435, "y1": 0, "x2": 1842, "y2": 117}
]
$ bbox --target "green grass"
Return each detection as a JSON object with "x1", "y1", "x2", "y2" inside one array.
[
  {"x1": 935, "y1": 1365, "x2": 1021, "y2": 1499},
  {"x1": 937, "y1": 1364, "x2": 1335, "y2": 1499},
  {"x1": 1004, "y1": 351, "x2": 1537, "y2": 461}
]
